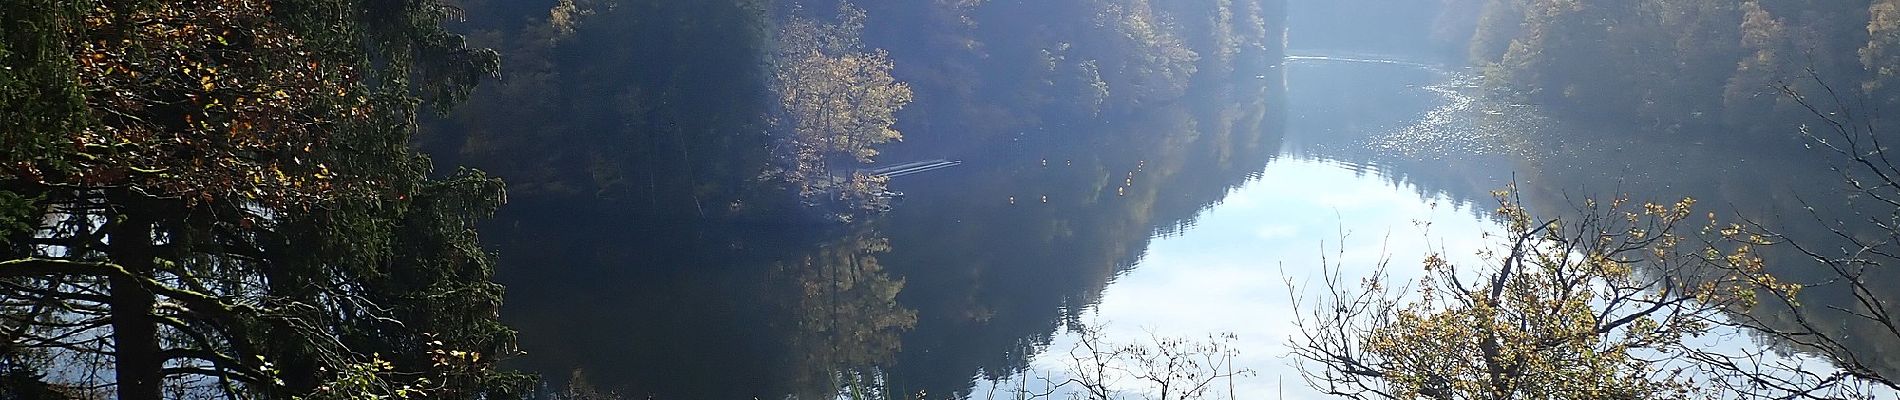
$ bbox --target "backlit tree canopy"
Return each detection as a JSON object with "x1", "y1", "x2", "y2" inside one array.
[
  {"x1": 766, "y1": 2, "x2": 914, "y2": 220},
  {"x1": 1292, "y1": 190, "x2": 1809, "y2": 399},
  {"x1": 0, "y1": 0, "x2": 526, "y2": 398}
]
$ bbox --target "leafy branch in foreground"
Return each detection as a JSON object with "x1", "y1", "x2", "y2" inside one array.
[
  {"x1": 1288, "y1": 187, "x2": 1808, "y2": 400},
  {"x1": 1, "y1": 0, "x2": 527, "y2": 398},
  {"x1": 1681, "y1": 72, "x2": 1900, "y2": 397}
]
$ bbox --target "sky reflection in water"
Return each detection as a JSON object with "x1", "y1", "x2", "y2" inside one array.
[{"x1": 976, "y1": 156, "x2": 1500, "y2": 399}]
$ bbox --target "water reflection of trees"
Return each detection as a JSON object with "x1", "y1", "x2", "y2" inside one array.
[
  {"x1": 430, "y1": 0, "x2": 1292, "y2": 396},
  {"x1": 1288, "y1": 63, "x2": 1900, "y2": 391},
  {"x1": 875, "y1": 76, "x2": 1283, "y2": 398},
  {"x1": 1487, "y1": 114, "x2": 1900, "y2": 386},
  {"x1": 772, "y1": 227, "x2": 917, "y2": 399},
  {"x1": 489, "y1": 210, "x2": 923, "y2": 398}
]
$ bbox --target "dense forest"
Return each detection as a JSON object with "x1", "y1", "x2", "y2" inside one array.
[
  {"x1": 427, "y1": 0, "x2": 1283, "y2": 223},
  {"x1": 3, "y1": 0, "x2": 1286, "y2": 398},
  {"x1": 1437, "y1": 0, "x2": 1900, "y2": 141}
]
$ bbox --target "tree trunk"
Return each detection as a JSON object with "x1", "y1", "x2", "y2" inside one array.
[
  {"x1": 108, "y1": 209, "x2": 162, "y2": 400},
  {"x1": 263, "y1": 234, "x2": 319, "y2": 395}
]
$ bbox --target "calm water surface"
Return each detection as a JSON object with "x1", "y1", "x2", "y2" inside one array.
[
  {"x1": 958, "y1": 58, "x2": 1509, "y2": 399},
  {"x1": 968, "y1": 156, "x2": 1499, "y2": 399},
  {"x1": 496, "y1": 55, "x2": 1888, "y2": 398}
]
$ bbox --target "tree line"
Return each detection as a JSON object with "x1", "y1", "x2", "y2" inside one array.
[
  {"x1": 1435, "y1": 0, "x2": 1900, "y2": 142},
  {"x1": 426, "y1": 0, "x2": 1282, "y2": 223}
]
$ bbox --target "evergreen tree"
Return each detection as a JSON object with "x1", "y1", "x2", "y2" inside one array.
[{"x1": 0, "y1": 0, "x2": 528, "y2": 398}]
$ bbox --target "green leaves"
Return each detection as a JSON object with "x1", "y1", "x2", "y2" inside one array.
[
  {"x1": 0, "y1": 0, "x2": 87, "y2": 170},
  {"x1": 0, "y1": 191, "x2": 37, "y2": 244}
]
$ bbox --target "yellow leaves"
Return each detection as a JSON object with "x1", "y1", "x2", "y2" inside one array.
[
  {"x1": 1607, "y1": 197, "x2": 1697, "y2": 226},
  {"x1": 769, "y1": 5, "x2": 915, "y2": 215},
  {"x1": 365, "y1": 353, "x2": 396, "y2": 372},
  {"x1": 1315, "y1": 188, "x2": 1767, "y2": 399},
  {"x1": 1588, "y1": 252, "x2": 1634, "y2": 277},
  {"x1": 1423, "y1": 253, "x2": 1449, "y2": 272},
  {"x1": 1494, "y1": 201, "x2": 1535, "y2": 233},
  {"x1": 1640, "y1": 201, "x2": 1671, "y2": 217},
  {"x1": 1669, "y1": 197, "x2": 1697, "y2": 220},
  {"x1": 49, "y1": 0, "x2": 392, "y2": 211}
]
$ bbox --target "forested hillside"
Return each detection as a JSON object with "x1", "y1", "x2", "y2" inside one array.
[
  {"x1": 425, "y1": 0, "x2": 778, "y2": 221},
  {"x1": 428, "y1": 0, "x2": 1283, "y2": 222},
  {"x1": 1442, "y1": 0, "x2": 1900, "y2": 140},
  {"x1": 863, "y1": 0, "x2": 1282, "y2": 154},
  {"x1": 427, "y1": 0, "x2": 1289, "y2": 397}
]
